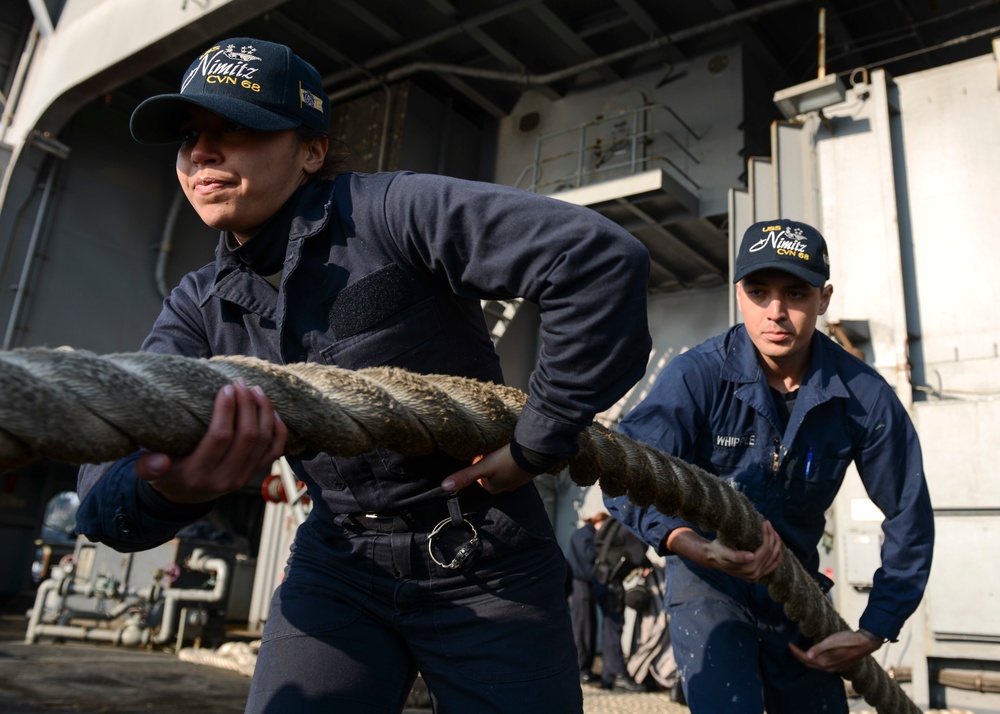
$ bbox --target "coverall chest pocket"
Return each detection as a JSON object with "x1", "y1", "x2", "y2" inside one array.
[
  {"x1": 707, "y1": 434, "x2": 762, "y2": 501},
  {"x1": 320, "y1": 298, "x2": 442, "y2": 369},
  {"x1": 318, "y1": 298, "x2": 444, "y2": 486},
  {"x1": 708, "y1": 434, "x2": 756, "y2": 472},
  {"x1": 783, "y1": 449, "x2": 850, "y2": 520}
]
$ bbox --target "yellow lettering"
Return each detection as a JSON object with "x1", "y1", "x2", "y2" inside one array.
[
  {"x1": 241, "y1": 80, "x2": 261, "y2": 92},
  {"x1": 762, "y1": 224, "x2": 782, "y2": 232}
]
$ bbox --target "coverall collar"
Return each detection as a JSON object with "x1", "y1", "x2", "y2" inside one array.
[
  {"x1": 201, "y1": 179, "x2": 334, "y2": 317},
  {"x1": 723, "y1": 325, "x2": 851, "y2": 440}
]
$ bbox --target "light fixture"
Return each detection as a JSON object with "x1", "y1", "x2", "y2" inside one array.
[
  {"x1": 772, "y1": 73, "x2": 847, "y2": 119},
  {"x1": 773, "y1": 7, "x2": 848, "y2": 119}
]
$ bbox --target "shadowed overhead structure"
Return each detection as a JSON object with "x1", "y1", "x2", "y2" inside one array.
[{"x1": 101, "y1": 0, "x2": 1000, "y2": 120}]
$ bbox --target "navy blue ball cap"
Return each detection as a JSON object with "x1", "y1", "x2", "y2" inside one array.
[
  {"x1": 130, "y1": 38, "x2": 330, "y2": 145},
  {"x1": 733, "y1": 219, "x2": 830, "y2": 287}
]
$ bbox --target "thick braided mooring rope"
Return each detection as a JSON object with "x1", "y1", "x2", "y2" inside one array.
[{"x1": 0, "y1": 348, "x2": 919, "y2": 713}]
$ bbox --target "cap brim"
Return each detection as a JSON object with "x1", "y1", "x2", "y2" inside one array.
[
  {"x1": 733, "y1": 261, "x2": 827, "y2": 287},
  {"x1": 129, "y1": 93, "x2": 300, "y2": 145}
]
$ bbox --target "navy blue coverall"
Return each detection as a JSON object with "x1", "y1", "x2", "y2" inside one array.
[
  {"x1": 606, "y1": 324, "x2": 933, "y2": 713},
  {"x1": 77, "y1": 171, "x2": 651, "y2": 713}
]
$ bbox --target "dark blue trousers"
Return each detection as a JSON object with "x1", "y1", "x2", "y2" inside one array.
[
  {"x1": 597, "y1": 604, "x2": 627, "y2": 685},
  {"x1": 569, "y1": 578, "x2": 595, "y2": 673},
  {"x1": 245, "y1": 494, "x2": 582, "y2": 713},
  {"x1": 665, "y1": 556, "x2": 848, "y2": 714}
]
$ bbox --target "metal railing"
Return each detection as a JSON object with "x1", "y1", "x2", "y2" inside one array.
[{"x1": 520, "y1": 103, "x2": 703, "y2": 194}]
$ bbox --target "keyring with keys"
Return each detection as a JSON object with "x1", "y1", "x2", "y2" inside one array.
[
  {"x1": 427, "y1": 515, "x2": 482, "y2": 571},
  {"x1": 427, "y1": 495, "x2": 483, "y2": 572}
]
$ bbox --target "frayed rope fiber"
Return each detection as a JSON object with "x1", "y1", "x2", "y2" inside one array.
[{"x1": 0, "y1": 348, "x2": 920, "y2": 713}]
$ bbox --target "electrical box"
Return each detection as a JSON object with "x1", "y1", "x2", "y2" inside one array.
[{"x1": 844, "y1": 529, "x2": 882, "y2": 590}]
